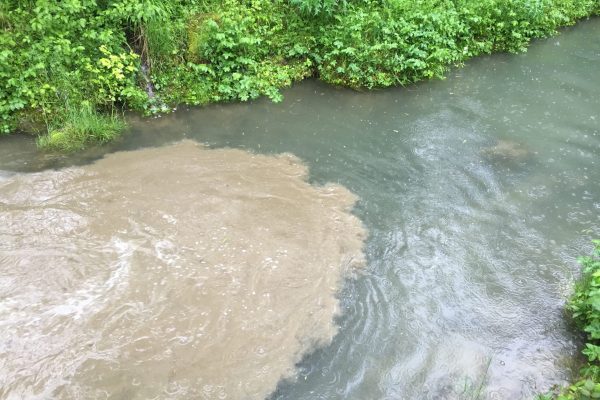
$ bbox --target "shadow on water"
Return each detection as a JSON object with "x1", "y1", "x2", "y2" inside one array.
[{"x1": 1, "y1": 17, "x2": 600, "y2": 400}]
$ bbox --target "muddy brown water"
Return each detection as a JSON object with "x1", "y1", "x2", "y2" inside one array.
[
  {"x1": 1, "y1": 17, "x2": 600, "y2": 400},
  {"x1": 0, "y1": 142, "x2": 365, "y2": 399}
]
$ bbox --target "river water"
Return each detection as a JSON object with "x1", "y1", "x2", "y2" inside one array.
[{"x1": 1, "y1": 18, "x2": 599, "y2": 400}]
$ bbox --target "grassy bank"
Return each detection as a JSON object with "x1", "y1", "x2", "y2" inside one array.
[
  {"x1": 540, "y1": 241, "x2": 600, "y2": 400},
  {"x1": 1, "y1": 0, "x2": 599, "y2": 150}
]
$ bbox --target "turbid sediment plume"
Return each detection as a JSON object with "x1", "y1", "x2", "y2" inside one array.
[{"x1": 0, "y1": 141, "x2": 366, "y2": 400}]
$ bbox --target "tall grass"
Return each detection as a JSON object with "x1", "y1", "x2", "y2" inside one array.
[{"x1": 37, "y1": 103, "x2": 126, "y2": 152}]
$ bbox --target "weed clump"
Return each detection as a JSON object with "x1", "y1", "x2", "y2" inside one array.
[
  {"x1": 540, "y1": 241, "x2": 600, "y2": 400},
  {"x1": 37, "y1": 103, "x2": 125, "y2": 152}
]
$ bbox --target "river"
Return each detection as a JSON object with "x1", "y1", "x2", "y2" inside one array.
[{"x1": 1, "y1": 17, "x2": 599, "y2": 400}]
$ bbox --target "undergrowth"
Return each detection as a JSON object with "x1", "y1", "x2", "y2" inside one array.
[
  {"x1": 36, "y1": 102, "x2": 125, "y2": 152},
  {"x1": 1, "y1": 0, "x2": 599, "y2": 150},
  {"x1": 539, "y1": 241, "x2": 600, "y2": 400}
]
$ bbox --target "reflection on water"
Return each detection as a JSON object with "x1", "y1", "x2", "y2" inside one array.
[
  {"x1": 1, "y1": 17, "x2": 599, "y2": 400},
  {"x1": 0, "y1": 142, "x2": 365, "y2": 399}
]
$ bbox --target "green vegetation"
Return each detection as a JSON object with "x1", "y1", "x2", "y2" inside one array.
[
  {"x1": 36, "y1": 101, "x2": 125, "y2": 151},
  {"x1": 540, "y1": 241, "x2": 600, "y2": 400},
  {"x1": 1, "y1": 0, "x2": 599, "y2": 150}
]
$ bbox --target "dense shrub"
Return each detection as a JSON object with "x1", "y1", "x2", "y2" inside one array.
[
  {"x1": 154, "y1": 0, "x2": 313, "y2": 105},
  {"x1": 314, "y1": 0, "x2": 466, "y2": 88},
  {"x1": 290, "y1": 0, "x2": 348, "y2": 15},
  {"x1": 0, "y1": 1, "x2": 146, "y2": 136},
  {"x1": 454, "y1": 0, "x2": 599, "y2": 53},
  {"x1": 313, "y1": 0, "x2": 599, "y2": 88}
]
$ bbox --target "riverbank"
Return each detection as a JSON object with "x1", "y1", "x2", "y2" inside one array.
[
  {"x1": 1, "y1": 0, "x2": 599, "y2": 150},
  {"x1": 540, "y1": 241, "x2": 600, "y2": 400}
]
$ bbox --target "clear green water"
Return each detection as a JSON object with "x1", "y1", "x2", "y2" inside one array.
[{"x1": 1, "y1": 18, "x2": 599, "y2": 400}]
